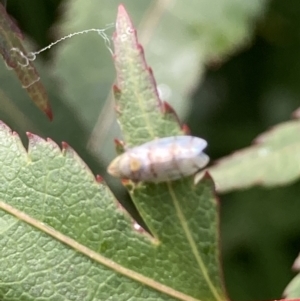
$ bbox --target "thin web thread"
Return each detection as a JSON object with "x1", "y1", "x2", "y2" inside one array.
[
  {"x1": 8, "y1": 23, "x2": 114, "y2": 88},
  {"x1": 32, "y1": 23, "x2": 114, "y2": 58}
]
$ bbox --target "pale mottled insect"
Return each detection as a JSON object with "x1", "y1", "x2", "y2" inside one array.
[{"x1": 107, "y1": 135, "x2": 209, "y2": 183}]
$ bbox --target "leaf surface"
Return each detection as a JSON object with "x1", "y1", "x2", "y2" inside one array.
[
  {"x1": 0, "y1": 5, "x2": 227, "y2": 301},
  {"x1": 0, "y1": 121, "x2": 181, "y2": 301},
  {"x1": 66, "y1": 0, "x2": 268, "y2": 163},
  {"x1": 0, "y1": 3, "x2": 52, "y2": 119},
  {"x1": 111, "y1": 5, "x2": 226, "y2": 301},
  {"x1": 196, "y1": 118, "x2": 300, "y2": 192}
]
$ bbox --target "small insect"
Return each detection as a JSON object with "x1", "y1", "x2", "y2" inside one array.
[{"x1": 107, "y1": 135, "x2": 209, "y2": 183}]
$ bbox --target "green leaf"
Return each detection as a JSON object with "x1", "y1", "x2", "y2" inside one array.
[
  {"x1": 0, "y1": 121, "x2": 191, "y2": 301},
  {"x1": 52, "y1": 0, "x2": 153, "y2": 164},
  {"x1": 0, "y1": 3, "x2": 52, "y2": 119},
  {"x1": 0, "y1": 5, "x2": 226, "y2": 301},
  {"x1": 81, "y1": 0, "x2": 269, "y2": 162},
  {"x1": 196, "y1": 117, "x2": 300, "y2": 192},
  {"x1": 112, "y1": 8, "x2": 183, "y2": 145},
  {"x1": 284, "y1": 254, "x2": 300, "y2": 298},
  {"x1": 0, "y1": 0, "x2": 270, "y2": 176},
  {"x1": 111, "y1": 5, "x2": 226, "y2": 301}
]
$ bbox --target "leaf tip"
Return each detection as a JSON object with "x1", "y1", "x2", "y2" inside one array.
[
  {"x1": 27, "y1": 132, "x2": 47, "y2": 149},
  {"x1": 115, "y1": 4, "x2": 136, "y2": 46},
  {"x1": 182, "y1": 124, "x2": 190, "y2": 134},
  {"x1": 117, "y1": 4, "x2": 127, "y2": 15},
  {"x1": 202, "y1": 170, "x2": 213, "y2": 180},
  {"x1": 96, "y1": 175, "x2": 104, "y2": 183},
  {"x1": 117, "y1": 4, "x2": 132, "y2": 27},
  {"x1": 194, "y1": 170, "x2": 216, "y2": 188},
  {"x1": 45, "y1": 105, "x2": 53, "y2": 121},
  {"x1": 26, "y1": 131, "x2": 37, "y2": 141},
  {"x1": 113, "y1": 84, "x2": 121, "y2": 97},
  {"x1": 61, "y1": 141, "x2": 69, "y2": 150},
  {"x1": 162, "y1": 101, "x2": 173, "y2": 113},
  {"x1": 162, "y1": 101, "x2": 181, "y2": 125},
  {"x1": 114, "y1": 138, "x2": 126, "y2": 153},
  {"x1": 113, "y1": 84, "x2": 121, "y2": 92}
]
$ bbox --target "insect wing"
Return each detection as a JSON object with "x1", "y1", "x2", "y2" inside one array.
[
  {"x1": 143, "y1": 136, "x2": 209, "y2": 182},
  {"x1": 107, "y1": 136, "x2": 209, "y2": 183}
]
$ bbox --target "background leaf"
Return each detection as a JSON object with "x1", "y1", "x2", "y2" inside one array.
[
  {"x1": 196, "y1": 116, "x2": 300, "y2": 192},
  {"x1": 0, "y1": 2, "x2": 52, "y2": 119}
]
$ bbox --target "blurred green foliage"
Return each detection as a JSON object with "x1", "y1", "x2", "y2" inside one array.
[
  {"x1": 2, "y1": 0, "x2": 300, "y2": 300},
  {"x1": 189, "y1": 0, "x2": 300, "y2": 299}
]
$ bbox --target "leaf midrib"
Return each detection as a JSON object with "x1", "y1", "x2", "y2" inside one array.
[
  {"x1": 0, "y1": 200, "x2": 202, "y2": 301},
  {"x1": 167, "y1": 182, "x2": 222, "y2": 301}
]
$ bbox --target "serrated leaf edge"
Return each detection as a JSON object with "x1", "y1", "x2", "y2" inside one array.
[{"x1": 0, "y1": 200, "x2": 203, "y2": 301}]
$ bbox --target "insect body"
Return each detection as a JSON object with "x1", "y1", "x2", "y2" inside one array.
[{"x1": 107, "y1": 135, "x2": 209, "y2": 183}]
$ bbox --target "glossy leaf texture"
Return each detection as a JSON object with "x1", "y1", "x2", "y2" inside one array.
[
  {"x1": 111, "y1": 5, "x2": 226, "y2": 301},
  {"x1": 0, "y1": 3, "x2": 52, "y2": 119},
  {"x1": 196, "y1": 115, "x2": 300, "y2": 192},
  {"x1": 284, "y1": 254, "x2": 300, "y2": 298}
]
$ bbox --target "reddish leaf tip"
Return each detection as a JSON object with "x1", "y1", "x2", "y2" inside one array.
[
  {"x1": 162, "y1": 101, "x2": 175, "y2": 113},
  {"x1": 203, "y1": 170, "x2": 213, "y2": 179},
  {"x1": 113, "y1": 138, "x2": 126, "y2": 154},
  {"x1": 114, "y1": 138, "x2": 125, "y2": 147},
  {"x1": 117, "y1": 4, "x2": 133, "y2": 28},
  {"x1": 201, "y1": 171, "x2": 217, "y2": 191},
  {"x1": 162, "y1": 101, "x2": 181, "y2": 125},
  {"x1": 45, "y1": 106, "x2": 53, "y2": 121},
  {"x1": 117, "y1": 4, "x2": 127, "y2": 15},
  {"x1": 194, "y1": 170, "x2": 215, "y2": 186},
  {"x1": 96, "y1": 175, "x2": 104, "y2": 183},
  {"x1": 26, "y1": 132, "x2": 45, "y2": 145},
  {"x1": 182, "y1": 124, "x2": 191, "y2": 134},
  {"x1": 137, "y1": 44, "x2": 144, "y2": 54},
  {"x1": 113, "y1": 84, "x2": 121, "y2": 93},
  {"x1": 61, "y1": 141, "x2": 69, "y2": 150},
  {"x1": 26, "y1": 132, "x2": 35, "y2": 139},
  {"x1": 115, "y1": 4, "x2": 135, "y2": 37},
  {"x1": 113, "y1": 85, "x2": 122, "y2": 105}
]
